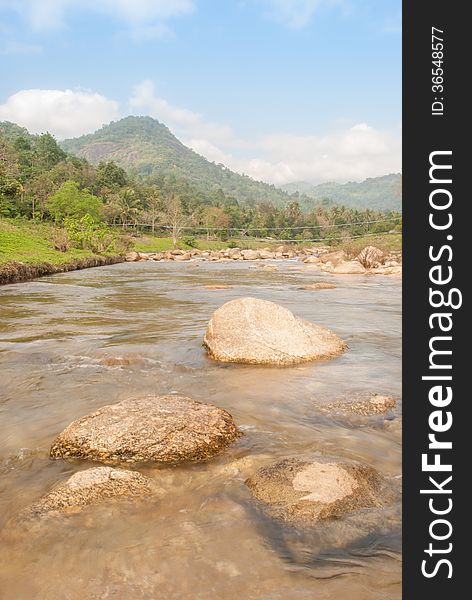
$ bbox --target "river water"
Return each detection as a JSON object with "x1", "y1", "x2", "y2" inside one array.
[{"x1": 0, "y1": 261, "x2": 402, "y2": 600}]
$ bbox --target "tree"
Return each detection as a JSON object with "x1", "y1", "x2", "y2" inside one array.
[
  {"x1": 96, "y1": 161, "x2": 127, "y2": 191},
  {"x1": 115, "y1": 187, "x2": 141, "y2": 229},
  {"x1": 26, "y1": 172, "x2": 55, "y2": 220},
  {"x1": 34, "y1": 133, "x2": 66, "y2": 170},
  {"x1": 0, "y1": 135, "x2": 23, "y2": 215},
  {"x1": 46, "y1": 180, "x2": 102, "y2": 223},
  {"x1": 142, "y1": 186, "x2": 162, "y2": 232},
  {"x1": 162, "y1": 194, "x2": 187, "y2": 248},
  {"x1": 199, "y1": 205, "x2": 229, "y2": 240}
]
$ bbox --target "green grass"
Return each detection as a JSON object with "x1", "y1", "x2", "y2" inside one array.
[{"x1": 0, "y1": 219, "x2": 100, "y2": 266}]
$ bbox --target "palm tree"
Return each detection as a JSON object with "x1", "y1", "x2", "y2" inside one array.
[{"x1": 117, "y1": 187, "x2": 141, "y2": 229}]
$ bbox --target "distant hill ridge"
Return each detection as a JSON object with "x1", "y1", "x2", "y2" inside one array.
[{"x1": 280, "y1": 174, "x2": 402, "y2": 212}]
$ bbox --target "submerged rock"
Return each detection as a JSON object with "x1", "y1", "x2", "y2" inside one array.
[
  {"x1": 203, "y1": 297, "x2": 346, "y2": 366},
  {"x1": 300, "y1": 282, "x2": 336, "y2": 290},
  {"x1": 98, "y1": 356, "x2": 146, "y2": 368},
  {"x1": 246, "y1": 457, "x2": 385, "y2": 527},
  {"x1": 203, "y1": 284, "x2": 233, "y2": 290},
  {"x1": 325, "y1": 394, "x2": 397, "y2": 416},
  {"x1": 21, "y1": 467, "x2": 152, "y2": 519},
  {"x1": 249, "y1": 264, "x2": 278, "y2": 271},
  {"x1": 50, "y1": 395, "x2": 240, "y2": 464}
]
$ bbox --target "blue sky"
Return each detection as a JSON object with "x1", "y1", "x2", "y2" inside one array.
[{"x1": 0, "y1": 0, "x2": 401, "y2": 184}]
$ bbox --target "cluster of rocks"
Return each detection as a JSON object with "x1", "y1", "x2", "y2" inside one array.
[
  {"x1": 125, "y1": 245, "x2": 402, "y2": 275},
  {"x1": 301, "y1": 246, "x2": 402, "y2": 275},
  {"x1": 17, "y1": 395, "x2": 241, "y2": 520},
  {"x1": 13, "y1": 297, "x2": 398, "y2": 550}
]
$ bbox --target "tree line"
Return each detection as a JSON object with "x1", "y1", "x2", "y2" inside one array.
[{"x1": 0, "y1": 122, "x2": 401, "y2": 247}]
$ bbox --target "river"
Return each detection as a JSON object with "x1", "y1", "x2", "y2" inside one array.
[{"x1": 0, "y1": 260, "x2": 401, "y2": 599}]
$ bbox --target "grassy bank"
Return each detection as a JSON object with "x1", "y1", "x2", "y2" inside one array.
[
  {"x1": 0, "y1": 219, "x2": 105, "y2": 266},
  {"x1": 0, "y1": 219, "x2": 123, "y2": 284}
]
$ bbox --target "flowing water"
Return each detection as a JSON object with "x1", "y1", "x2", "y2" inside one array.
[{"x1": 0, "y1": 261, "x2": 402, "y2": 600}]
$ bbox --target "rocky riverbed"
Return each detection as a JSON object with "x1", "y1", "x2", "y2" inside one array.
[
  {"x1": 0, "y1": 260, "x2": 401, "y2": 599},
  {"x1": 126, "y1": 244, "x2": 402, "y2": 276}
]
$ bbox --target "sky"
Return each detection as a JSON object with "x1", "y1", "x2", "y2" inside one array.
[{"x1": 0, "y1": 0, "x2": 401, "y2": 185}]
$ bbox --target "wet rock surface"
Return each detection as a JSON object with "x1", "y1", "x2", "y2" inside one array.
[
  {"x1": 325, "y1": 394, "x2": 397, "y2": 416},
  {"x1": 20, "y1": 467, "x2": 153, "y2": 519},
  {"x1": 50, "y1": 395, "x2": 241, "y2": 464},
  {"x1": 246, "y1": 457, "x2": 387, "y2": 527},
  {"x1": 203, "y1": 297, "x2": 346, "y2": 365}
]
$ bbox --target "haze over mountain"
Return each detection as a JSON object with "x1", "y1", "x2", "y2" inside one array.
[
  {"x1": 60, "y1": 116, "x2": 402, "y2": 212},
  {"x1": 280, "y1": 174, "x2": 402, "y2": 212}
]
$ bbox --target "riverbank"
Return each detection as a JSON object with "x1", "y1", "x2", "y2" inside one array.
[
  {"x1": 0, "y1": 218, "x2": 402, "y2": 284},
  {"x1": 0, "y1": 220, "x2": 124, "y2": 285},
  {"x1": 0, "y1": 255, "x2": 125, "y2": 285}
]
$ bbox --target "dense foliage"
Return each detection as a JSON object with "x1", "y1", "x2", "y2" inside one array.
[{"x1": 1, "y1": 119, "x2": 401, "y2": 247}]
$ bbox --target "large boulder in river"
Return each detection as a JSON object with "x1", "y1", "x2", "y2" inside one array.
[
  {"x1": 246, "y1": 457, "x2": 385, "y2": 527},
  {"x1": 22, "y1": 467, "x2": 152, "y2": 519},
  {"x1": 50, "y1": 395, "x2": 240, "y2": 464},
  {"x1": 203, "y1": 297, "x2": 346, "y2": 365}
]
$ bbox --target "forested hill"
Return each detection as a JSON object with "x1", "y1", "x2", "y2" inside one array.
[
  {"x1": 280, "y1": 174, "x2": 402, "y2": 212},
  {"x1": 61, "y1": 116, "x2": 293, "y2": 207}
]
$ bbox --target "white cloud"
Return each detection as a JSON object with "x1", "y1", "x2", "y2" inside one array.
[
  {"x1": 0, "y1": 88, "x2": 119, "y2": 139},
  {"x1": 249, "y1": 124, "x2": 401, "y2": 183},
  {"x1": 0, "y1": 82, "x2": 401, "y2": 184},
  {"x1": 261, "y1": 0, "x2": 323, "y2": 28},
  {"x1": 185, "y1": 123, "x2": 401, "y2": 185},
  {"x1": 259, "y1": 0, "x2": 347, "y2": 28},
  {"x1": 129, "y1": 80, "x2": 235, "y2": 143},
  {"x1": 0, "y1": 0, "x2": 194, "y2": 31},
  {"x1": 129, "y1": 80, "x2": 200, "y2": 125},
  {"x1": 130, "y1": 80, "x2": 400, "y2": 184}
]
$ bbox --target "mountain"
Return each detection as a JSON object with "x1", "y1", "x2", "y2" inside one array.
[
  {"x1": 280, "y1": 174, "x2": 402, "y2": 212},
  {"x1": 61, "y1": 117, "x2": 401, "y2": 212},
  {"x1": 61, "y1": 116, "x2": 294, "y2": 207}
]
